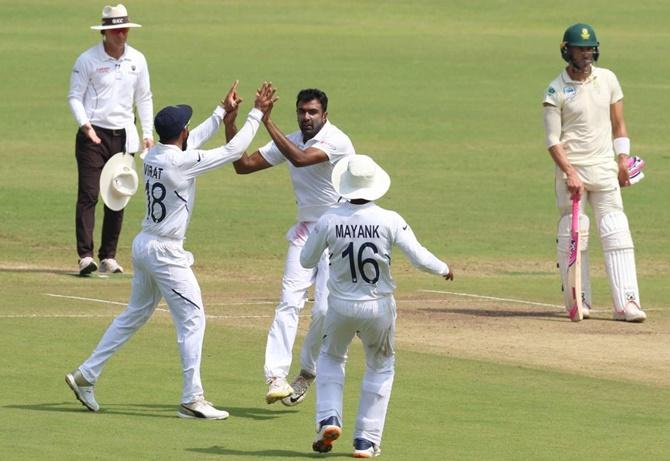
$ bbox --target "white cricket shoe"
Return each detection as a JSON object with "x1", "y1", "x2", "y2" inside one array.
[
  {"x1": 177, "y1": 398, "x2": 229, "y2": 420},
  {"x1": 581, "y1": 305, "x2": 591, "y2": 320},
  {"x1": 265, "y1": 377, "x2": 293, "y2": 404},
  {"x1": 78, "y1": 257, "x2": 98, "y2": 276},
  {"x1": 312, "y1": 416, "x2": 341, "y2": 453},
  {"x1": 65, "y1": 369, "x2": 99, "y2": 412},
  {"x1": 99, "y1": 258, "x2": 124, "y2": 274},
  {"x1": 281, "y1": 371, "x2": 315, "y2": 407},
  {"x1": 613, "y1": 302, "x2": 647, "y2": 323},
  {"x1": 353, "y1": 438, "x2": 382, "y2": 458}
]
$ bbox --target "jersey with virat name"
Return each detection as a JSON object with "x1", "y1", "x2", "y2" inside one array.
[
  {"x1": 300, "y1": 202, "x2": 449, "y2": 301},
  {"x1": 259, "y1": 121, "x2": 355, "y2": 222},
  {"x1": 543, "y1": 66, "x2": 623, "y2": 166},
  {"x1": 141, "y1": 107, "x2": 263, "y2": 240}
]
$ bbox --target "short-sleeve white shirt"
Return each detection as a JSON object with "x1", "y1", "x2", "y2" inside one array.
[
  {"x1": 543, "y1": 66, "x2": 623, "y2": 166},
  {"x1": 259, "y1": 121, "x2": 355, "y2": 222}
]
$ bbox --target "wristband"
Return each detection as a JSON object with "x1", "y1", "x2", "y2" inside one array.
[{"x1": 613, "y1": 137, "x2": 630, "y2": 155}]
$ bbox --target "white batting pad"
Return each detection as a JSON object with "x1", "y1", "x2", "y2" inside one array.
[
  {"x1": 599, "y1": 211, "x2": 634, "y2": 251},
  {"x1": 600, "y1": 212, "x2": 640, "y2": 310},
  {"x1": 604, "y1": 248, "x2": 640, "y2": 310}
]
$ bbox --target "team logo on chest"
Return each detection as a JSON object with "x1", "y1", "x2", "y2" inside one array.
[{"x1": 563, "y1": 86, "x2": 576, "y2": 101}]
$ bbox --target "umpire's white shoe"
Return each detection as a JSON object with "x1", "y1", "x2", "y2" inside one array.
[
  {"x1": 353, "y1": 438, "x2": 381, "y2": 458},
  {"x1": 78, "y1": 257, "x2": 98, "y2": 276},
  {"x1": 65, "y1": 369, "x2": 99, "y2": 412},
  {"x1": 177, "y1": 398, "x2": 229, "y2": 420},
  {"x1": 613, "y1": 302, "x2": 647, "y2": 323},
  {"x1": 265, "y1": 377, "x2": 293, "y2": 404},
  {"x1": 281, "y1": 370, "x2": 315, "y2": 407},
  {"x1": 99, "y1": 258, "x2": 124, "y2": 274},
  {"x1": 312, "y1": 416, "x2": 341, "y2": 453}
]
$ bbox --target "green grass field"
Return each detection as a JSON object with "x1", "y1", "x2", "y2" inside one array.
[{"x1": 1, "y1": 0, "x2": 669, "y2": 459}]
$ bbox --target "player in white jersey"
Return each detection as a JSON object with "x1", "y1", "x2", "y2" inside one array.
[
  {"x1": 300, "y1": 155, "x2": 453, "y2": 457},
  {"x1": 65, "y1": 81, "x2": 277, "y2": 419},
  {"x1": 543, "y1": 23, "x2": 646, "y2": 322},
  {"x1": 224, "y1": 88, "x2": 356, "y2": 406}
]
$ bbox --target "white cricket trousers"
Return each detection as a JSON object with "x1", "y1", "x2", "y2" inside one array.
[
  {"x1": 265, "y1": 222, "x2": 329, "y2": 380},
  {"x1": 316, "y1": 295, "x2": 396, "y2": 447},
  {"x1": 79, "y1": 231, "x2": 207, "y2": 404}
]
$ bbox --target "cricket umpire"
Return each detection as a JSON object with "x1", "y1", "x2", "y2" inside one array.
[
  {"x1": 543, "y1": 23, "x2": 646, "y2": 322},
  {"x1": 67, "y1": 4, "x2": 154, "y2": 275}
]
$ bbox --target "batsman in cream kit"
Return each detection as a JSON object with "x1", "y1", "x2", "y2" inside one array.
[{"x1": 543, "y1": 23, "x2": 646, "y2": 322}]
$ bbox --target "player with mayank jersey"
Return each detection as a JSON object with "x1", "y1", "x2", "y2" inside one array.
[{"x1": 300, "y1": 155, "x2": 454, "y2": 458}]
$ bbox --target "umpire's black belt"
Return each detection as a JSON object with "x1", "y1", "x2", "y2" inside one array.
[{"x1": 93, "y1": 126, "x2": 125, "y2": 137}]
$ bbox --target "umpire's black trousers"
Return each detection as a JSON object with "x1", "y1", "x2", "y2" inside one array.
[{"x1": 75, "y1": 126, "x2": 126, "y2": 260}]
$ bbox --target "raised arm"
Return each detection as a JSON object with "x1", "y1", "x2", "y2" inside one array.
[
  {"x1": 183, "y1": 82, "x2": 276, "y2": 178},
  {"x1": 224, "y1": 84, "x2": 274, "y2": 174}
]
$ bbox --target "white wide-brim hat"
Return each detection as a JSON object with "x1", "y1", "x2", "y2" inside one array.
[
  {"x1": 100, "y1": 152, "x2": 139, "y2": 211},
  {"x1": 91, "y1": 4, "x2": 142, "y2": 30},
  {"x1": 332, "y1": 155, "x2": 391, "y2": 201}
]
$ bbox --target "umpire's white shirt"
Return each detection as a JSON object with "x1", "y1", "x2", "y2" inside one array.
[
  {"x1": 68, "y1": 42, "x2": 153, "y2": 151},
  {"x1": 259, "y1": 121, "x2": 355, "y2": 222},
  {"x1": 141, "y1": 107, "x2": 263, "y2": 240},
  {"x1": 301, "y1": 202, "x2": 449, "y2": 301}
]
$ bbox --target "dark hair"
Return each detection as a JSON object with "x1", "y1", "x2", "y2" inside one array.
[{"x1": 296, "y1": 88, "x2": 328, "y2": 112}]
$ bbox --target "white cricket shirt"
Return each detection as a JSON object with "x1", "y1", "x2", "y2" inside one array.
[
  {"x1": 68, "y1": 42, "x2": 153, "y2": 147},
  {"x1": 543, "y1": 66, "x2": 623, "y2": 166},
  {"x1": 301, "y1": 202, "x2": 449, "y2": 301},
  {"x1": 141, "y1": 107, "x2": 263, "y2": 240},
  {"x1": 259, "y1": 121, "x2": 355, "y2": 222}
]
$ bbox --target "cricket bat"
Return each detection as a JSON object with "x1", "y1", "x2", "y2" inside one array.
[{"x1": 567, "y1": 196, "x2": 583, "y2": 322}]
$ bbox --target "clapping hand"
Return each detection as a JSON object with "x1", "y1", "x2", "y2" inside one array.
[
  {"x1": 221, "y1": 80, "x2": 243, "y2": 114},
  {"x1": 254, "y1": 81, "x2": 278, "y2": 117}
]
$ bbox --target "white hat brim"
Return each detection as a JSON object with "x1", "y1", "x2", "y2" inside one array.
[
  {"x1": 332, "y1": 156, "x2": 391, "y2": 201},
  {"x1": 100, "y1": 152, "x2": 138, "y2": 211},
  {"x1": 91, "y1": 23, "x2": 142, "y2": 30}
]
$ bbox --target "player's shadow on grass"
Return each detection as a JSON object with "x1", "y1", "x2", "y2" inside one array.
[
  {"x1": 5, "y1": 403, "x2": 293, "y2": 420},
  {"x1": 187, "y1": 446, "x2": 351, "y2": 458},
  {"x1": 420, "y1": 307, "x2": 565, "y2": 320}
]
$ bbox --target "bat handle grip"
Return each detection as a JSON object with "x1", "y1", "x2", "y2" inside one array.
[{"x1": 571, "y1": 197, "x2": 580, "y2": 231}]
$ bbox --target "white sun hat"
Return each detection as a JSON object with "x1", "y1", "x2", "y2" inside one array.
[
  {"x1": 91, "y1": 4, "x2": 142, "y2": 30},
  {"x1": 332, "y1": 155, "x2": 391, "y2": 201},
  {"x1": 100, "y1": 152, "x2": 139, "y2": 211}
]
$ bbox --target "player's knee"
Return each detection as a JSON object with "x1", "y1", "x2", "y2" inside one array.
[
  {"x1": 556, "y1": 213, "x2": 589, "y2": 252},
  {"x1": 599, "y1": 211, "x2": 634, "y2": 252}
]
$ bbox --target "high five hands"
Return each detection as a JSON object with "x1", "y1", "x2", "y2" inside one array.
[
  {"x1": 221, "y1": 80, "x2": 278, "y2": 124},
  {"x1": 254, "y1": 81, "x2": 278, "y2": 116}
]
